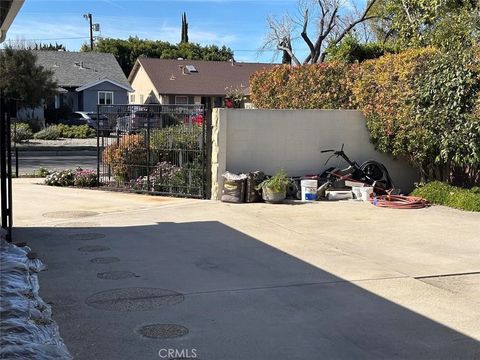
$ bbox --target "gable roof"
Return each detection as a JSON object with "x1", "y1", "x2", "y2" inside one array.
[
  {"x1": 130, "y1": 58, "x2": 276, "y2": 96},
  {"x1": 75, "y1": 78, "x2": 133, "y2": 92},
  {"x1": 33, "y1": 51, "x2": 130, "y2": 89}
]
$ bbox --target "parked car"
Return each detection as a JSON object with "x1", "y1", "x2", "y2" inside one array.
[
  {"x1": 116, "y1": 108, "x2": 165, "y2": 134},
  {"x1": 59, "y1": 111, "x2": 111, "y2": 136}
]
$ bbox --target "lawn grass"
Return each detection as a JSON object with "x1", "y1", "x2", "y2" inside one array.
[{"x1": 412, "y1": 181, "x2": 480, "y2": 212}]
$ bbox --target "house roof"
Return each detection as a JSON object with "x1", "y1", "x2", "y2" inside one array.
[
  {"x1": 33, "y1": 51, "x2": 130, "y2": 89},
  {"x1": 130, "y1": 58, "x2": 275, "y2": 96}
]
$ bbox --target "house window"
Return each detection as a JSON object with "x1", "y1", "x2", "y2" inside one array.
[
  {"x1": 139, "y1": 94, "x2": 144, "y2": 104},
  {"x1": 130, "y1": 94, "x2": 135, "y2": 103},
  {"x1": 175, "y1": 96, "x2": 188, "y2": 105},
  {"x1": 98, "y1": 91, "x2": 114, "y2": 105}
]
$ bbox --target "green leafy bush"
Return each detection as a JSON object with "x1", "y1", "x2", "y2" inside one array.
[
  {"x1": 412, "y1": 181, "x2": 480, "y2": 211},
  {"x1": 250, "y1": 62, "x2": 357, "y2": 109},
  {"x1": 33, "y1": 167, "x2": 50, "y2": 177},
  {"x1": 57, "y1": 124, "x2": 95, "y2": 138},
  {"x1": 34, "y1": 126, "x2": 62, "y2": 140},
  {"x1": 11, "y1": 123, "x2": 33, "y2": 143},
  {"x1": 45, "y1": 169, "x2": 75, "y2": 186},
  {"x1": 257, "y1": 169, "x2": 290, "y2": 192}
]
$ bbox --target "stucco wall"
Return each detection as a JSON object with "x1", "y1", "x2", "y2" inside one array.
[
  {"x1": 82, "y1": 82, "x2": 129, "y2": 112},
  {"x1": 211, "y1": 109, "x2": 420, "y2": 199},
  {"x1": 130, "y1": 65, "x2": 161, "y2": 104}
]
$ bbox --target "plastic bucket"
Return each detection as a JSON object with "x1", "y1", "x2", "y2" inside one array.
[
  {"x1": 301, "y1": 179, "x2": 318, "y2": 201},
  {"x1": 359, "y1": 187, "x2": 374, "y2": 202}
]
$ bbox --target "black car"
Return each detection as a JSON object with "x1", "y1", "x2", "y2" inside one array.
[{"x1": 59, "y1": 112, "x2": 111, "y2": 136}]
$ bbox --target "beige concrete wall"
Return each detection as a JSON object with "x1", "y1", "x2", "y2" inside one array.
[
  {"x1": 129, "y1": 64, "x2": 162, "y2": 104},
  {"x1": 211, "y1": 109, "x2": 420, "y2": 199}
]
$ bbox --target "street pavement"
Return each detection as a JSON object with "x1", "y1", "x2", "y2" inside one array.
[
  {"x1": 15, "y1": 151, "x2": 97, "y2": 175},
  {"x1": 12, "y1": 178, "x2": 480, "y2": 360}
]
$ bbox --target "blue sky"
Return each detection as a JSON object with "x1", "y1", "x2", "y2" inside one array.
[{"x1": 6, "y1": 0, "x2": 308, "y2": 63}]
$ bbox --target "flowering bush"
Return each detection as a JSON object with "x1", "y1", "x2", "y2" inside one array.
[
  {"x1": 45, "y1": 169, "x2": 75, "y2": 186},
  {"x1": 74, "y1": 169, "x2": 97, "y2": 187}
]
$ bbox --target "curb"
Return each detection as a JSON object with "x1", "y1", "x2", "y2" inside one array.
[{"x1": 15, "y1": 146, "x2": 97, "y2": 152}]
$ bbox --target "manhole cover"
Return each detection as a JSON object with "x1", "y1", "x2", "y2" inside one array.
[
  {"x1": 85, "y1": 288, "x2": 184, "y2": 311},
  {"x1": 43, "y1": 211, "x2": 98, "y2": 219},
  {"x1": 90, "y1": 257, "x2": 120, "y2": 264},
  {"x1": 69, "y1": 233, "x2": 106, "y2": 241},
  {"x1": 56, "y1": 222, "x2": 99, "y2": 228},
  {"x1": 78, "y1": 245, "x2": 110, "y2": 252},
  {"x1": 137, "y1": 324, "x2": 188, "y2": 339},
  {"x1": 97, "y1": 271, "x2": 136, "y2": 280}
]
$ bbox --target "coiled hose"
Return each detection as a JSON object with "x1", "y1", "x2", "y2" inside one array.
[{"x1": 371, "y1": 194, "x2": 429, "y2": 209}]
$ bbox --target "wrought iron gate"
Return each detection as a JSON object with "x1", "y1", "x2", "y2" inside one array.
[
  {"x1": 0, "y1": 96, "x2": 13, "y2": 241},
  {"x1": 96, "y1": 104, "x2": 210, "y2": 199}
]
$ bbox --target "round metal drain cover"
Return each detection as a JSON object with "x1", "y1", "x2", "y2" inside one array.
[
  {"x1": 69, "y1": 233, "x2": 106, "y2": 241},
  {"x1": 56, "y1": 222, "x2": 99, "y2": 228},
  {"x1": 137, "y1": 324, "x2": 188, "y2": 339},
  {"x1": 97, "y1": 271, "x2": 136, "y2": 280},
  {"x1": 85, "y1": 287, "x2": 184, "y2": 311},
  {"x1": 90, "y1": 257, "x2": 120, "y2": 264},
  {"x1": 43, "y1": 211, "x2": 98, "y2": 219},
  {"x1": 78, "y1": 245, "x2": 110, "y2": 252}
]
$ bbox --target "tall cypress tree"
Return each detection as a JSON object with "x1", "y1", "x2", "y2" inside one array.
[{"x1": 181, "y1": 13, "x2": 189, "y2": 44}]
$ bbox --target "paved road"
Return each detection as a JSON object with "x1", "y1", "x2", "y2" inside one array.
[{"x1": 16, "y1": 153, "x2": 97, "y2": 175}]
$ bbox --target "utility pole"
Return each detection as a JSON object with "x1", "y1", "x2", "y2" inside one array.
[{"x1": 83, "y1": 13, "x2": 94, "y2": 50}]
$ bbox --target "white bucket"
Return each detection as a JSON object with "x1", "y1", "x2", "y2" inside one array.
[
  {"x1": 301, "y1": 179, "x2": 318, "y2": 201},
  {"x1": 359, "y1": 187, "x2": 374, "y2": 202}
]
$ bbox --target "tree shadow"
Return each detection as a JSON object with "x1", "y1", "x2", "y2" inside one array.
[{"x1": 13, "y1": 222, "x2": 480, "y2": 360}]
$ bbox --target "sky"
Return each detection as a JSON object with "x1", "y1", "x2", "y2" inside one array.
[{"x1": 5, "y1": 0, "x2": 310, "y2": 63}]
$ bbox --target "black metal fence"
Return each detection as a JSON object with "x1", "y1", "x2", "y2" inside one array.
[
  {"x1": 0, "y1": 96, "x2": 13, "y2": 241},
  {"x1": 97, "y1": 104, "x2": 209, "y2": 199}
]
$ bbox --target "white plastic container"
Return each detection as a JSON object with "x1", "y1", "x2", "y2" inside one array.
[
  {"x1": 359, "y1": 187, "x2": 374, "y2": 202},
  {"x1": 301, "y1": 179, "x2": 318, "y2": 201},
  {"x1": 326, "y1": 190, "x2": 353, "y2": 201}
]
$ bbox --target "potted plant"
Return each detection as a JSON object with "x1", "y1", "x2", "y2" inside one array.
[
  {"x1": 257, "y1": 169, "x2": 290, "y2": 203},
  {"x1": 225, "y1": 86, "x2": 245, "y2": 108}
]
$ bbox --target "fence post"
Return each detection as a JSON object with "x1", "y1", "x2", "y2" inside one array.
[
  {"x1": 146, "y1": 108, "x2": 150, "y2": 189},
  {"x1": 96, "y1": 105, "x2": 101, "y2": 187}
]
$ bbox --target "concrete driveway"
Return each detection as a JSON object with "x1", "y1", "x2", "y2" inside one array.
[{"x1": 12, "y1": 178, "x2": 480, "y2": 359}]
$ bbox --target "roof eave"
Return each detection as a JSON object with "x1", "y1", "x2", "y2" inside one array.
[{"x1": 0, "y1": 0, "x2": 25, "y2": 43}]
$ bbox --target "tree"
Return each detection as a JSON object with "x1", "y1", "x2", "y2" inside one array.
[
  {"x1": 82, "y1": 37, "x2": 234, "y2": 75},
  {"x1": 371, "y1": 0, "x2": 479, "y2": 49},
  {"x1": 0, "y1": 47, "x2": 57, "y2": 111},
  {"x1": 263, "y1": 0, "x2": 378, "y2": 65},
  {"x1": 181, "y1": 12, "x2": 189, "y2": 44}
]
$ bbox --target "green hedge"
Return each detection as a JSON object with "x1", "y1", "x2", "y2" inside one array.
[{"x1": 412, "y1": 181, "x2": 480, "y2": 211}]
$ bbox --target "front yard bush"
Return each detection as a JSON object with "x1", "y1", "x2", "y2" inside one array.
[
  {"x1": 11, "y1": 123, "x2": 33, "y2": 143},
  {"x1": 250, "y1": 62, "x2": 357, "y2": 109},
  {"x1": 34, "y1": 126, "x2": 61, "y2": 140},
  {"x1": 45, "y1": 169, "x2": 75, "y2": 186},
  {"x1": 74, "y1": 169, "x2": 97, "y2": 187},
  {"x1": 412, "y1": 182, "x2": 480, "y2": 211},
  {"x1": 56, "y1": 124, "x2": 95, "y2": 139}
]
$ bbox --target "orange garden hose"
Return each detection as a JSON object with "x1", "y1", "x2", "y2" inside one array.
[{"x1": 370, "y1": 194, "x2": 429, "y2": 209}]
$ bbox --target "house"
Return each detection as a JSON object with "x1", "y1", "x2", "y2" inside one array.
[
  {"x1": 128, "y1": 58, "x2": 275, "y2": 110},
  {"x1": 28, "y1": 51, "x2": 132, "y2": 123}
]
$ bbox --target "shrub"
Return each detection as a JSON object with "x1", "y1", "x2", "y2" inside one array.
[
  {"x1": 11, "y1": 123, "x2": 33, "y2": 143},
  {"x1": 102, "y1": 134, "x2": 149, "y2": 182},
  {"x1": 45, "y1": 169, "x2": 75, "y2": 186},
  {"x1": 354, "y1": 47, "x2": 480, "y2": 186},
  {"x1": 34, "y1": 126, "x2": 61, "y2": 140},
  {"x1": 33, "y1": 167, "x2": 50, "y2": 177},
  {"x1": 250, "y1": 62, "x2": 357, "y2": 109},
  {"x1": 74, "y1": 169, "x2": 97, "y2": 187},
  {"x1": 57, "y1": 124, "x2": 95, "y2": 139},
  {"x1": 412, "y1": 181, "x2": 480, "y2": 211}
]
